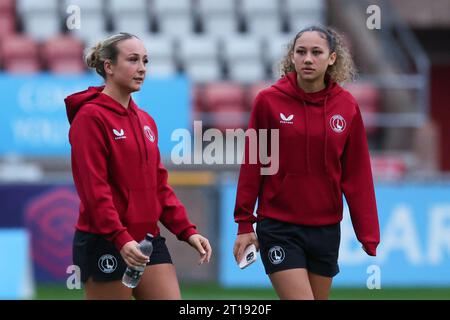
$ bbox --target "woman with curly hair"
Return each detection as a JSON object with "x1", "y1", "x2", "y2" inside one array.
[{"x1": 233, "y1": 26, "x2": 379, "y2": 299}]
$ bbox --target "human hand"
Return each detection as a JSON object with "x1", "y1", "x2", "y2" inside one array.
[
  {"x1": 188, "y1": 234, "x2": 212, "y2": 265},
  {"x1": 119, "y1": 240, "x2": 150, "y2": 268},
  {"x1": 233, "y1": 232, "x2": 259, "y2": 264}
]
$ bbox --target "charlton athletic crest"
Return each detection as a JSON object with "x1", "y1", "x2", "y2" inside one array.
[
  {"x1": 330, "y1": 115, "x2": 346, "y2": 133},
  {"x1": 144, "y1": 125, "x2": 155, "y2": 142}
]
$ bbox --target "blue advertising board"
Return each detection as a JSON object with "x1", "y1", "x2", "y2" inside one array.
[
  {"x1": 0, "y1": 228, "x2": 34, "y2": 299},
  {"x1": 219, "y1": 181, "x2": 450, "y2": 288},
  {"x1": 0, "y1": 184, "x2": 78, "y2": 283},
  {"x1": 0, "y1": 73, "x2": 190, "y2": 157},
  {"x1": 2, "y1": 181, "x2": 450, "y2": 287}
]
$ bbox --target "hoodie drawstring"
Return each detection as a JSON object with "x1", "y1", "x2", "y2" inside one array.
[
  {"x1": 323, "y1": 95, "x2": 329, "y2": 175},
  {"x1": 128, "y1": 108, "x2": 149, "y2": 166},
  {"x1": 135, "y1": 111, "x2": 149, "y2": 163},
  {"x1": 303, "y1": 101, "x2": 311, "y2": 174},
  {"x1": 128, "y1": 111, "x2": 144, "y2": 165},
  {"x1": 304, "y1": 94, "x2": 329, "y2": 175}
]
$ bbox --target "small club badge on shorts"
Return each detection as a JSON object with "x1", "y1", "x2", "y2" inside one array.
[
  {"x1": 268, "y1": 246, "x2": 285, "y2": 265},
  {"x1": 98, "y1": 254, "x2": 117, "y2": 273}
]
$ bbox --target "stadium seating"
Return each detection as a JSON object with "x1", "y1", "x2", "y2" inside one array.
[
  {"x1": 140, "y1": 34, "x2": 176, "y2": 76},
  {"x1": 0, "y1": 12, "x2": 15, "y2": 39},
  {"x1": 263, "y1": 34, "x2": 293, "y2": 79},
  {"x1": 241, "y1": 0, "x2": 282, "y2": 35},
  {"x1": 1, "y1": 0, "x2": 327, "y2": 80},
  {"x1": 17, "y1": 0, "x2": 61, "y2": 40},
  {"x1": 0, "y1": 0, "x2": 14, "y2": 12},
  {"x1": 178, "y1": 35, "x2": 222, "y2": 83},
  {"x1": 197, "y1": 0, "x2": 238, "y2": 35},
  {"x1": 109, "y1": 0, "x2": 151, "y2": 35},
  {"x1": 344, "y1": 82, "x2": 380, "y2": 134},
  {"x1": 222, "y1": 35, "x2": 266, "y2": 83},
  {"x1": 247, "y1": 82, "x2": 271, "y2": 111},
  {"x1": 63, "y1": 0, "x2": 108, "y2": 44},
  {"x1": 152, "y1": 0, "x2": 193, "y2": 35},
  {"x1": 41, "y1": 35, "x2": 85, "y2": 74},
  {"x1": 285, "y1": 0, "x2": 325, "y2": 32},
  {"x1": 203, "y1": 82, "x2": 246, "y2": 111},
  {"x1": 0, "y1": 34, "x2": 40, "y2": 73},
  {"x1": 371, "y1": 154, "x2": 407, "y2": 181},
  {"x1": 200, "y1": 82, "x2": 248, "y2": 130}
]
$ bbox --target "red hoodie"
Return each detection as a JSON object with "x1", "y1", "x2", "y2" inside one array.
[
  {"x1": 234, "y1": 72, "x2": 380, "y2": 255},
  {"x1": 65, "y1": 86, "x2": 197, "y2": 251}
]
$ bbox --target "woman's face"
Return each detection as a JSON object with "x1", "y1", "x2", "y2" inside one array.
[
  {"x1": 106, "y1": 38, "x2": 148, "y2": 92},
  {"x1": 291, "y1": 31, "x2": 336, "y2": 83}
]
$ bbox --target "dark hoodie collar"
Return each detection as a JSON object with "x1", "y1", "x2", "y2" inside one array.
[
  {"x1": 64, "y1": 86, "x2": 138, "y2": 124},
  {"x1": 272, "y1": 71, "x2": 342, "y2": 105}
]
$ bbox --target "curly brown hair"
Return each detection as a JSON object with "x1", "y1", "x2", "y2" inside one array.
[{"x1": 279, "y1": 26, "x2": 357, "y2": 84}]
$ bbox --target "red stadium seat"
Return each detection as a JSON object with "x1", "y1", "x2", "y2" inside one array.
[
  {"x1": 206, "y1": 110, "x2": 248, "y2": 131},
  {"x1": 345, "y1": 82, "x2": 379, "y2": 134},
  {"x1": 0, "y1": 34, "x2": 40, "y2": 73},
  {"x1": 0, "y1": 12, "x2": 15, "y2": 39},
  {"x1": 203, "y1": 82, "x2": 246, "y2": 111},
  {"x1": 0, "y1": 0, "x2": 15, "y2": 13},
  {"x1": 4, "y1": 60, "x2": 41, "y2": 73},
  {"x1": 41, "y1": 35, "x2": 85, "y2": 74},
  {"x1": 192, "y1": 84, "x2": 205, "y2": 112},
  {"x1": 371, "y1": 154, "x2": 406, "y2": 181},
  {"x1": 246, "y1": 81, "x2": 270, "y2": 111},
  {"x1": 202, "y1": 82, "x2": 248, "y2": 130}
]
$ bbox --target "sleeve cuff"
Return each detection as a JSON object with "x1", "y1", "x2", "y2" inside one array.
[
  {"x1": 114, "y1": 230, "x2": 134, "y2": 251},
  {"x1": 362, "y1": 242, "x2": 378, "y2": 256},
  {"x1": 238, "y1": 222, "x2": 255, "y2": 235},
  {"x1": 178, "y1": 227, "x2": 198, "y2": 242}
]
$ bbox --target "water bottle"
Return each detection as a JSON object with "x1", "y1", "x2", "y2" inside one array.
[{"x1": 121, "y1": 233, "x2": 154, "y2": 288}]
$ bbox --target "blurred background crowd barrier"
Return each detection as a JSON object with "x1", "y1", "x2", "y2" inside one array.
[{"x1": 0, "y1": 0, "x2": 449, "y2": 299}]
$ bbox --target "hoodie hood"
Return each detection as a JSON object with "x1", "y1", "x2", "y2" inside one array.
[
  {"x1": 272, "y1": 71, "x2": 342, "y2": 105},
  {"x1": 65, "y1": 86, "x2": 138, "y2": 124}
]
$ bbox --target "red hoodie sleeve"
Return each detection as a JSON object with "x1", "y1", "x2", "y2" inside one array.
[
  {"x1": 157, "y1": 149, "x2": 197, "y2": 242},
  {"x1": 69, "y1": 111, "x2": 133, "y2": 251},
  {"x1": 234, "y1": 93, "x2": 268, "y2": 234},
  {"x1": 341, "y1": 106, "x2": 380, "y2": 256}
]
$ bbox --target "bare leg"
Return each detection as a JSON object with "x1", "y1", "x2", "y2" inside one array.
[
  {"x1": 133, "y1": 263, "x2": 181, "y2": 300},
  {"x1": 85, "y1": 278, "x2": 132, "y2": 300},
  {"x1": 308, "y1": 272, "x2": 333, "y2": 300},
  {"x1": 268, "y1": 268, "x2": 314, "y2": 300}
]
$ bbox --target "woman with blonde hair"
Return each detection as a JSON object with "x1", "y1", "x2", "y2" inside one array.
[{"x1": 66, "y1": 32, "x2": 211, "y2": 300}]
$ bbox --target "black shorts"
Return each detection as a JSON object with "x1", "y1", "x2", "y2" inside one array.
[
  {"x1": 256, "y1": 218, "x2": 340, "y2": 277},
  {"x1": 73, "y1": 230, "x2": 173, "y2": 283}
]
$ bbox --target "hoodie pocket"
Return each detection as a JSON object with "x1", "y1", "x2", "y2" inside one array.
[
  {"x1": 124, "y1": 188, "x2": 159, "y2": 225},
  {"x1": 269, "y1": 173, "x2": 337, "y2": 216}
]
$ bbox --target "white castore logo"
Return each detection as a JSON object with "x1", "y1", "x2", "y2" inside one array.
[
  {"x1": 280, "y1": 113, "x2": 294, "y2": 124},
  {"x1": 113, "y1": 128, "x2": 126, "y2": 140},
  {"x1": 330, "y1": 115, "x2": 346, "y2": 133}
]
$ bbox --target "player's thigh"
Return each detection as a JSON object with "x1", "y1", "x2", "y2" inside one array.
[
  {"x1": 268, "y1": 268, "x2": 314, "y2": 300},
  {"x1": 85, "y1": 278, "x2": 132, "y2": 300},
  {"x1": 308, "y1": 271, "x2": 333, "y2": 300},
  {"x1": 133, "y1": 263, "x2": 181, "y2": 300}
]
